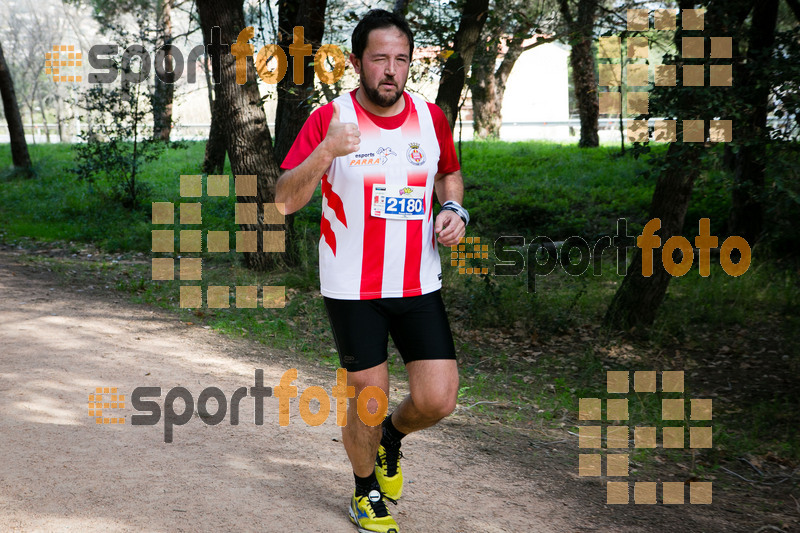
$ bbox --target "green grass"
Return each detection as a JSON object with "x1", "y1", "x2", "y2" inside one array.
[
  {"x1": 0, "y1": 141, "x2": 660, "y2": 252},
  {"x1": 2, "y1": 140, "x2": 799, "y2": 466},
  {"x1": 458, "y1": 141, "x2": 660, "y2": 239},
  {"x1": 0, "y1": 142, "x2": 233, "y2": 251}
]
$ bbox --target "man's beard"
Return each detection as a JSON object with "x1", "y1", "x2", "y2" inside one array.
[{"x1": 361, "y1": 75, "x2": 403, "y2": 108}]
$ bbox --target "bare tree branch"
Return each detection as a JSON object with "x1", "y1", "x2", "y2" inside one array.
[{"x1": 520, "y1": 32, "x2": 565, "y2": 52}]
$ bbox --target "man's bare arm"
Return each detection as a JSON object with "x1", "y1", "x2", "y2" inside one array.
[
  {"x1": 434, "y1": 170, "x2": 464, "y2": 205},
  {"x1": 433, "y1": 170, "x2": 466, "y2": 246},
  {"x1": 275, "y1": 102, "x2": 360, "y2": 215},
  {"x1": 275, "y1": 144, "x2": 336, "y2": 215}
]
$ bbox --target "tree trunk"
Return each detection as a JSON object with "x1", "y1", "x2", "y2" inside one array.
[
  {"x1": 559, "y1": 0, "x2": 599, "y2": 148},
  {"x1": 435, "y1": 0, "x2": 490, "y2": 130},
  {"x1": 28, "y1": 104, "x2": 36, "y2": 145},
  {"x1": 201, "y1": 23, "x2": 226, "y2": 174},
  {"x1": 272, "y1": 0, "x2": 328, "y2": 267},
  {"x1": 153, "y1": 0, "x2": 174, "y2": 141},
  {"x1": 471, "y1": 63, "x2": 499, "y2": 139},
  {"x1": 0, "y1": 42, "x2": 32, "y2": 170},
  {"x1": 202, "y1": 98, "x2": 227, "y2": 174},
  {"x1": 603, "y1": 0, "x2": 711, "y2": 329},
  {"x1": 728, "y1": 0, "x2": 779, "y2": 244},
  {"x1": 38, "y1": 96, "x2": 50, "y2": 143},
  {"x1": 55, "y1": 96, "x2": 65, "y2": 143},
  {"x1": 196, "y1": 0, "x2": 283, "y2": 271},
  {"x1": 603, "y1": 143, "x2": 702, "y2": 328},
  {"x1": 273, "y1": 0, "x2": 327, "y2": 166},
  {"x1": 472, "y1": 34, "x2": 528, "y2": 140}
]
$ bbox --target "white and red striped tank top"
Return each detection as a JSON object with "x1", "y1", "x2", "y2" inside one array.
[{"x1": 282, "y1": 90, "x2": 459, "y2": 300}]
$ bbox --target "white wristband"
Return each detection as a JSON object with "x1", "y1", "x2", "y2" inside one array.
[{"x1": 441, "y1": 200, "x2": 469, "y2": 226}]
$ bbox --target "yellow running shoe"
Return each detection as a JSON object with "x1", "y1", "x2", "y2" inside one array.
[
  {"x1": 375, "y1": 443, "x2": 403, "y2": 501},
  {"x1": 349, "y1": 489, "x2": 399, "y2": 533}
]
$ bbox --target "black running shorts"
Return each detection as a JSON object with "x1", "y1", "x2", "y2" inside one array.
[{"x1": 323, "y1": 290, "x2": 457, "y2": 372}]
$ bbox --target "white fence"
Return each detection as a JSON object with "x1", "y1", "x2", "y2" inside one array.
[{"x1": 0, "y1": 118, "x2": 787, "y2": 144}]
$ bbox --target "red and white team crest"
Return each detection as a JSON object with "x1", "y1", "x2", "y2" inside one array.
[{"x1": 406, "y1": 142, "x2": 426, "y2": 166}]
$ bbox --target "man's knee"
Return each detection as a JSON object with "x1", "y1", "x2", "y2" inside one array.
[
  {"x1": 414, "y1": 392, "x2": 457, "y2": 420},
  {"x1": 344, "y1": 364, "x2": 389, "y2": 395}
]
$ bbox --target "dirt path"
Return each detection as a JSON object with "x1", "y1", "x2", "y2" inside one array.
[{"x1": 0, "y1": 250, "x2": 761, "y2": 532}]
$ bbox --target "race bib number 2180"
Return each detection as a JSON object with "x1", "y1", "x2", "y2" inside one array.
[{"x1": 371, "y1": 184, "x2": 425, "y2": 220}]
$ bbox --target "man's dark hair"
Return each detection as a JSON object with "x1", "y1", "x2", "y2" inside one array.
[{"x1": 351, "y1": 9, "x2": 414, "y2": 60}]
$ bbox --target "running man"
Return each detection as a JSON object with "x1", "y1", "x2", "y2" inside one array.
[{"x1": 275, "y1": 9, "x2": 468, "y2": 533}]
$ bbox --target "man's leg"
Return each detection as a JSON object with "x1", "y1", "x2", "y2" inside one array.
[
  {"x1": 391, "y1": 358, "x2": 458, "y2": 435},
  {"x1": 375, "y1": 291, "x2": 459, "y2": 501},
  {"x1": 343, "y1": 361, "x2": 401, "y2": 532},
  {"x1": 342, "y1": 361, "x2": 389, "y2": 476},
  {"x1": 324, "y1": 297, "x2": 399, "y2": 531},
  {"x1": 375, "y1": 359, "x2": 458, "y2": 500}
]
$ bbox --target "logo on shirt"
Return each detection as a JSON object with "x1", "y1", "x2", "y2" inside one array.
[
  {"x1": 349, "y1": 146, "x2": 396, "y2": 167},
  {"x1": 407, "y1": 142, "x2": 426, "y2": 166},
  {"x1": 376, "y1": 146, "x2": 397, "y2": 164},
  {"x1": 399, "y1": 187, "x2": 414, "y2": 195}
]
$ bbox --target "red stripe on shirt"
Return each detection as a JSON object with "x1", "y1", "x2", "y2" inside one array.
[
  {"x1": 429, "y1": 187, "x2": 435, "y2": 249},
  {"x1": 321, "y1": 174, "x2": 347, "y2": 227},
  {"x1": 320, "y1": 212, "x2": 337, "y2": 256},
  {"x1": 400, "y1": 107, "x2": 425, "y2": 297},
  {"x1": 430, "y1": 199, "x2": 437, "y2": 249},
  {"x1": 351, "y1": 92, "x2": 381, "y2": 138},
  {"x1": 426, "y1": 102, "x2": 460, "y2": 174},
  {"x1": 403, "y1": 172, "x2": 428, "y2": 297},
  {"x1": 402, "y1": 102, "x2": 421, "y2": 137},
  {"x1": 361, "y1": 174, "x2": 386, "y2": 298}
]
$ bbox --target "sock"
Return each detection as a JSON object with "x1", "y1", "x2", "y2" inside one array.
[
  {"x1": 381, "y1": 412, "x2": 406, "y2": 448},
  {"x1": 354, "y1": 470, "x2": 379, "y2": 496}
]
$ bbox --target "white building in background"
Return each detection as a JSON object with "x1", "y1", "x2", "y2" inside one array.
[
  {"x1": 148, "y1": 41, "x2": 574, "y2": 143},
  {"x1": 1, "y1": 37, "x2": 576, "y2": 143},
  {"x1": 410, "y1": 40, "x2": 573, "y2": 142},
  {"x1": 497, "y1": 42, "x2": 572, "y2": 141}
]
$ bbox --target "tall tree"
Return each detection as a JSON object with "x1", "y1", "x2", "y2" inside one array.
[
  {"x1": 603, "y1": 143, "x2": 703, "y2": 328},
  {"x1": 435, "y1": 0, "x2": 490, "y2": 130},
  {"x1": 197, "y1": 11, "x2": 226, "y2": 174},
  {"x1": 603, "y1": 0, "x2": 742, "y2": 329},
  {"x1": 0, "y1": 41, "x2": 32, "y2": 172},
  {"x1": 470, "y1": 0, "x2": 560, "y2": 139},
  {"x1": 152, "y1": 0, "x2": 175, "y2": 141},
  {"x1": 196, "y1": 0, "x2": 283, "y2": 271},
  {"x1": 728, "y1": 0, "x2": 780, "y2": 244},
  {"x1": 471, "y1": 35, "x2": 525, "y2": 139},
  {"x1": 2, "y1": 2, "x2": 61, "y2": 147},
  {"x1": 65, "y1": 0, "x2": 178, "y2": 142},
  {"x1": 558, "y1": 0, "x2": 599, "y2": 147},
  {"x1": 272, "y1": 0, "x2": 327, "y2": 166},
  {"x1": 201, "y1": 100, "x2": 226, "y2": 174},
  {"x1": 272, "y1": 0, "x2": 328, "y2": 266}
]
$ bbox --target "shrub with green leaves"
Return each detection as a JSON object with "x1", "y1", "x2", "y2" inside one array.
[{"x1": 72, "y1": 62, "x2": 164, "y2": 209}]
